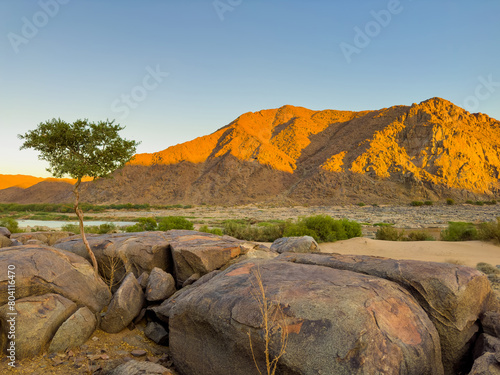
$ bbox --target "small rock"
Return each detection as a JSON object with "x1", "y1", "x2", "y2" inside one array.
[
  {"x1": 144, "y1": 321, "x2": 169, "y2": 345},
  {"x1": 137, "y1": 271, "x2": 149, "y2": 290},
  {"x1": 146, "y1": 268, "x2": 176, "y2": 302},
  {"x1": 182, "y1": 273, "x2": 200, "y2": 288},
  {"x1": 106, "y1": 359, "x2": 171, "y2": 375},
  {"x1": 131, "y1": 349, "x2": 147, "y2": 357}
]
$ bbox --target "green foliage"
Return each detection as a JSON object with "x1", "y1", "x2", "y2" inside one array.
[
  {"x1": 465, "y1": 200, "x2": 474, "y2": 204},
  {"x1": 410, "y1": 201, "x2": 424, "y2": 207},
  {"x1": 0, "y1": 218, "x2": 23, "y2": 233},
  {"x1": 61, "y1": 222, "x2": 117, "y2": 234},
  {"x1": 446, "y1": 198, "x2": 455, "y2": 205},
  {"x1": 478, "y1": 218, "x2": 500, "y2": 243},
  {"x1": 19, "y1": 119, "x2": 139, "y2": 179},
  {"x1": 376, "y1": 226, "x2": 434, "y2": 241},
  {"x1": 424, "y1": 201, "x2": 433, "y2": 206},
  {"x1": 440, "y1": 222, "x2": 479, "y2": 241},
  {"x1": 199, "y1": 225, "x2": 224, "y2": 236},
  {"x1": 283, "y1": 215, "x2": 361, "y2": 243},
  {"x1": 357, "y1": 202, "x2": 366, "y2": 207},
  {"x1": 125, "y1": 217, "x2": 158, "y2": 232},
  {"x1": 223, "y1": 220, "x2": 286, "y2": 242},
  {"x1": 475, "y1": 201, "x2": 484, "y2": 206},
  {"x1": 157, "y1": 216, "x2": 194, "y2": 231}
]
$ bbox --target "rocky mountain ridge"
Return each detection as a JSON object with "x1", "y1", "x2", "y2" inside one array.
[{"x1": 1, "y1": 97, "x2": 499, "y2": 205}]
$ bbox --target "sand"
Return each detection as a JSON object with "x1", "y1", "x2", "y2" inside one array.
[{"x1": 314, "y1": 237, "x2": 500, "y2": 268}]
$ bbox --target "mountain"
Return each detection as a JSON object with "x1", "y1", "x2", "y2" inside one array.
[
  {"x1": 0, "y1": 174, "x2": 80, "y2": 190},
  {"x1": 1, "y1": 98, "x2": 499, "y2": 205}
]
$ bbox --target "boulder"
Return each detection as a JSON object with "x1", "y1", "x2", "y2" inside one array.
[
  {"x1": 144, "y1": 321, "x2": 169, "y2": 345},
  {"x1": 101, "y1": 273, "x2": 145, "y2": 333},
  {"x1": 11, "y1": 231, "x2": 75, "y2": 246},
  {"x1": 278, "y1": 252, "x2": 492, "y2": 374},
  {"x1": 166, "y1": 230, "x2": 263, "y2": 286},
  {"x1": 482, "y1": 311, "x2": 500, "y2": 338},
  {"x1": 468, "y1": 352, "x2": 500, "y2": 374},
  {"x1": 145, "y1": 268, "x2": 176, "y2": 302},
  {"x1": 0, "y1": 245, "x2": 111, "y2": 313},
  {"x1": 137, "y1": 271, "x2": 149, "y2": 290},
  {"x1": 0, "y1": 293, "x2": 77, "y2": 359},
  {"x1": 0, "y1": 227, "x2": 11, "y2": 238},
  {"x1": 0, "y1": 235, "x2": 12, "y2": 248},
  {"x1": 54, "y1": 231, "x2": 172, "y2": 283},
  {"x1": 48, "y1": 306, "x2": 97, "y2": 353},
  {"x1": 473, "y1": 334, "x2": 500, "y2": 361},
  {"x1": 169, "y1": 259, "x2": 444, "y2": 375},
  {"x1": 107, "y1": 360, "x2": 173, "y2": 375},
  {"x1": 270, "y1": 236, "x2": 320, "y2": 253}
]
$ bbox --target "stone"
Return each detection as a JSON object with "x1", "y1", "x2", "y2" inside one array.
[
  {"x1": 482, "y1": 311, "x2": 500, "y2": 338},
  {"x1": 278, "y1": 252, "x2": 492, "y2": 374},
  {"x1": 473, "y1": 334, "x2": 500, "y2": 361},
  {"x1": 270, "y1": 235, "x2": 320, "y2": 253},
  {"x1": 131, "y1": 349, "x2": 147, "y2": 357},
  {"x1": 144, "y1": 321, "x2": 169, "y2": 346},
  {"x1": 137, "y1": 271, "x2": 149, "y2": 290},
  {"x1": 0, "y1": 235, "x2": 12, "y2": 248},
  {"x1": 145, "y1": 268, "x2": 176, "y2": 302},
  {"x1": 0, "y1": 293, "x2": 77, "y2": 359},
  {"x1": 0, "y1": 227, "x2": 11, "y2": 238},
  {"x1": 54, "y1": 231, "x2": 172, "y2": 283},
  {"x1": 181, "y1": 273, "x2": 200, "y2": 288},
  {"x1": 48, "y1": 307, "x2": 97, "y2": 353},
  {"x1": 169, "y1": 259, "x2": 444, "y2": 375},
  {"x1": 101, "y1": 273, "x2": 145, "y2": 333},
  {"x1": 0, "y1": 245, "x2": 111, "y2": 313},
  {"x1": 11, "y1": 231, "x2": 75, "y2": 246},
  {"x1": 106, "y1": 359, "x2": 172, "y2": 375},
  {"x1": 468, "y1": 352, "x2": 500, "y2": 375},
  {"x1": 166, "y1": 230, "x2": 260, "y2": 286}
]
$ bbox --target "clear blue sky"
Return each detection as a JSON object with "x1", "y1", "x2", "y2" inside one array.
[{"x1": 1, "y1": 0, "x2": 499, "y2": 177}]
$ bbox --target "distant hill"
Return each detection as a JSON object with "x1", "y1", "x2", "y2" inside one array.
[
  {"x1": 0, "y1": 174, "x2": 80, "y2": 190},
  {"x1": 1, "y1": 98, "x2": 499, "y2": 205}
]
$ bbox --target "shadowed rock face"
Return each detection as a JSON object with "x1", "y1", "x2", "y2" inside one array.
[
  {"x1": 168, "y1": 259, "x2": 444, "y2": 375},
  {"x1": 276, "y1": 252, "x2": 493, "y2": 375},
  {"x1": 2, "y1": 98, "x2": 499, "y2": 205}
]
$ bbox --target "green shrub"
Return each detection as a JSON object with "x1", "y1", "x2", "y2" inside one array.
[
  {"x1": 410, "y1": 201, "x2": 424, "y2": 207},
  {"x1": 479, "y1": 218, "x2": 500, "y2": 243},
  {"x1": 223, "y1": 220, "x2": 286, "y2": 242},
  {"x1": 446, "y1": 198, "x2": 455, "y2": 205},
  {"x1": 157, "y1": 216, "x2": 194, "y2": 231},
  {"x1": 199, "y1": 225, "x2": 224, "y2": 236},
  {"x1": 284, "y1": 215, "x2": 361, "y2": 243},
  {"x1": 465, "y1": 200, "x2": 474, "y2": 204},
  {"x1": 441, "y1": 222, "x2": 479, "y2": 241},
  {"x1": 357, "y1": 202, "x2": 366, "y2": 207},
  {"x1": 405, "y1": 231, "x2": 434, "y2": 241},
  {"x1": 61, "y1": 223, "x2": 80, "y2": 233},
  {"x1": 485, "y1": 200, "x2": 497, "y2": 205},
  {"x1": 0, "y1": 218, "x2": 23, "y2": 233},
  {"x1": 475, "y1": 201, "x2": 484, "y2": 206},
  {"x1": 376, "y1": 226, "x2": 405, "y2": 241},
  {"x1": 125, "y1": 217, "x2": 158, "y2": 232},
  {"x1": 424, "y1": 201, "x2": 433, "y2": 206}
]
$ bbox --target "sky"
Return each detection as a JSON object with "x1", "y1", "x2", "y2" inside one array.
[{"x1": 0, "y1": 0, "x2": 499, "y2": 178}]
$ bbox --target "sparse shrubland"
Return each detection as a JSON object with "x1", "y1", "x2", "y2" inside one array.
[
  {"x1": 440, "y1": 222, "x2": 479, "y2": 241},
  {"x1": 376, "y1": 226, "x2": 434, "y2": 241}
]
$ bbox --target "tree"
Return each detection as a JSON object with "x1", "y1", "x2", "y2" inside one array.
[{"x1": 19, "y1": 118, "x2": 139, "y2": 276}]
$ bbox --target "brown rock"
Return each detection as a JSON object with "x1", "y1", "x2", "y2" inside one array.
[
  {"x1": 270, "y1": 235, "x2": 320, "y2": 253},
  {"x1": 107, "y1": 359, "x2": 172, "y2": 375},
  {"x1": 278, "y1": 252, "x2": 492, "y2": 374},
  {"x1": 0, "y1": 245, "x2": 111, "y2": 313},
  {"x1": 101, "y1": 273, "x2": 145, "y2": 333},
  {"x1": 145, "y1": 268, "x2": 176, "y2": 302},
  {"x1": 0, "y1": 293, "x2": 77, "y2": 359},
  {"x1": 0, "y1": 235, "x2": 12, "y2": 248},
  {"x1": 468, "y1": 352, "x2": 500, "y2": 375},
  {"x1": 48, "y1": 306, "x2": 97, "y2": 353},
  {"x1": 169, "y1": 259, "x2": 443, "y2": 375},
  {"x1": 0, "y1": 227, "x2": 11, "y2": 238},
  {"x1": 482, "y1": 311, "x2": 500, "y2": 338},
  {"x1": 12, "y1": 231, "x2": 75, "y2": 246}
]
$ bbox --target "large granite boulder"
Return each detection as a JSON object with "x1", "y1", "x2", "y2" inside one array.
[
  {"x1": 54, "y1": 231, "x2": 172, "y2": 284},
  {"x1": 0, "y1": 227, "x2": 11, "y2": 238},
  {"x1": 277, "y1": 252, "x2": 493, "y2": 375},
  {"x1": 12, "y1": 231, "x2": 75, "y2": 246},
  {"x1": 0, "y1": 293, "x2": 77, "y2": 359},
  {"x1": 0, "y1": 245, "x2": 111, "y2": 313},
  {"x1": 166, "y1": 230, "x2": 264, "y2": 286},
  {"x1": 101, "y1": 273, "x2": 145, "y2": 333},
  {"x1": 168, "y1": 259, "x2": 444, "y2": 375}
]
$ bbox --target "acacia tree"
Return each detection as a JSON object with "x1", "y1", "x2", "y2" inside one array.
[{"x1": 19, "y1": 118, "x2": 139, "y2": 276}]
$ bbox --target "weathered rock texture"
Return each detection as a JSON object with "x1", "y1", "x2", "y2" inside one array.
[
  {"x1": 0, "y1": 245, "x2": 111, "y2": 313},
  {"x1": 277, "y1": 252, "x2": 493, "y2": 374},
  {"x1": 168, "y1": 259, "x2": 444, "y2": 375},
  {"x1": 106, "y1": 359, "x2": 173, "y2": 375},
  {"x1": 11, "y1": 231, "x2": 75, "y2": 246},
  {"x1": 48, "y1": 306, "x2": 97, "y2": 353},
  {"x1": 270, "y1": 236, "x2": 320, "y2": 253},
  {"x1": 1, "y1": 98, "x2": 499, "y2": 205}
]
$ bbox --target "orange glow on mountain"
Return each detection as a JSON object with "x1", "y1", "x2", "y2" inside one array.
[{"x1": 0, "y1": 175, "x2": 91, "y2": 190}]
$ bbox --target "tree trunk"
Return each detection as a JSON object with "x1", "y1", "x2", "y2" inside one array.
[{"x1": 73, "y1": 178, "x2": 99, "y2": 277}]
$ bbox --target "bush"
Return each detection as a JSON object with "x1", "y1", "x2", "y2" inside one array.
[
  {"x1": 405, "y1": 231, "x2": 434, "y2": 241},
  {"x1": 410, "y1": 201, "x2": 424, "y2": 207},
  {"x1": 376, "y1": 226, "x2": 404, "y2": 241},
  {"x1": 284, "y1": 215, "x2": 361, "y2": 243},
  {"x1": 125, "y1": 217, "x2": 158, "y2": 232},
  {"x1": 446, "y1": 198, "x2": 455, "y2": 205},
  {"x1": 199, "y1": 225, "x2": 224, "y2": 236},
  {"x1": 357, "y1": 202, "x2": 366, "y2": 207},
  {"x1": 475, "y1": 201, "x2": 484, "y2": 206},
  {"x1": 424, "y1": 201, "x2": 433, "y2": 206},
  {"x1": 157, "y1": 216, "x2": 194, "y2": 231},
  {"x1": 479, "y1": 218, "x2": 500, "y2": 243},
  {"x1": 61, "y1": 223, "x2": 80, "y2": 233},
  {"x1": 0, "y1": 218, "x2": 23, "y2": 233},
  {"x1": 476, "y1": 262, "x2": 500, "y2": 275},
  {"x1": 465, "y1": 200, "x2": 474, "y2": 204},
  {"x1": 441, "y1": 222, "x2": 479, "y2": 241},
  {"x1": 223, "y1": 221, "x2": 286, "y2": 242}
]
